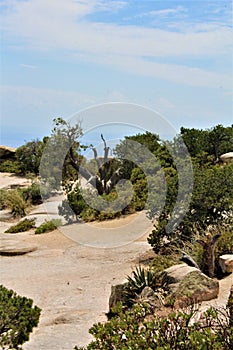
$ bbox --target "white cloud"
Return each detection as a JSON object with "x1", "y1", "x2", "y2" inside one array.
[
  {"x1": 20, "y1": 63, "x2": 38, "y2": 69},
  {"x1": 1, "y1": 0, "x2": 232, "y2": 89},
  {"x1": 137, "y1": 6, "x2": 188, "y2": 18}
]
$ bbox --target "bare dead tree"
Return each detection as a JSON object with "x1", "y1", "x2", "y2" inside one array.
[{"x1": 67, "y1": 134, "x2": 122, "y2": 195}]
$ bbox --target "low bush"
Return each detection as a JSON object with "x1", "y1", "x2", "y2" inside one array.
[
  {"x1": 0, "y1": 190, "x2": 6, "y2": 210},
  {"x1": 35, "y1": 219, "x2": 62, "y2": 234},
  {"x1": 0, "y1": 284, "x2": 41, "y2": 349},
  {"x1": 150, "y1": 253, "x2": 181, "y2": 275},
  {"x1": 21, "y1": 182, "x2": 43, "y2": 205},
  {"x1": 215, "y1": 226, "x2": 233, "y2": 257},
  {"x1": 74, "y1": 302, "x2": 232, "y2": 350},
  {"x1": 5, "y1": 218, "x2": 35, "y2": 233},
  {"x1": 0, "y1": 160, "x2": 22, "y2": 174},
  {"x1": 2, "y1": 189, "x2": 27, "y2": 217}
]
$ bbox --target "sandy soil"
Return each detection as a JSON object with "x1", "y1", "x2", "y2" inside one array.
[
  {"x1": 0, "y1": 173, "x2": 154, "y2": 349},
  {"x1": 0, "y1": 172, "x2": 31, "y2": 189},
  {"x1": 1, "y1": 227, "x2": 152, "y2": 350},
  {"x1": 1, "y1": 173, "x2": 232, "y2": 349}
]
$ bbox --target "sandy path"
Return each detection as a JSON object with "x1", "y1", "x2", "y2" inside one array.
[
  {"x1": 0, "y1": 172, "x2": 155, "y2": 348},
  {"x1": 0, "y1": 216, "x2": 153, "y2": 350},
  {"x1": 0, "y1": 172, "x2": 31, "y2": 189}
]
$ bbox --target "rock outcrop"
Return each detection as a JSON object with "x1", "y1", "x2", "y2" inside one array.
[
  {"x1": 109, "y1": 283, "x2": 128, "y2": 310},
  {"x1": 0, "y1": 145, "x2": 16, "y2": 163},
  {"x1": 219, "y1": 254, "x2": 233, "y2": 274},
  {"x1": 163, "y1": 264, "x2": 219, "y2": 308},
  {"x1": 219, "y1": 152, "x2": 233, "y2": 164},
  {"x1": 139, "y1": 286, "x2": 163, "y2": 309}
]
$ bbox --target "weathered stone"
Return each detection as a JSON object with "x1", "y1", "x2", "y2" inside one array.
[
  {"x1": 219, "y1": 254, "x2": 233, "y2": 274},
  {"x1": 109, "y1": 283, "x2": 128, "y2": 310},
  {"x1": 0, "y1": 145, "x2": 16, "y2": 162},
  {"x1": 163, "y1": 264, "x2": 199, "y2": 291},
  {"x1": 163, "y1": 264, "x2": 219, "y2": 308},
  {"x1": 0, "y1": 240, "x2": 37, "y2": 256},
  {"x1": 139, "y1": 286, "x2": 163, "y2": 309},
  {"x1": 140, "y1": 286, "x2": 155, "y2": 298},
  {"x1": 220, "y1": 152, "x2": 233, "y2": 164}
]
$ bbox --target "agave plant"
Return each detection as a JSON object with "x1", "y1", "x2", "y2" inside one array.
[{"x1": 124, "y1": 266, "x2": 158, "y2": 306}]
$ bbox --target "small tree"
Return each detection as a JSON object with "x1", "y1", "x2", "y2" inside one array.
[
  {"x1": 16, "y1": 138, "x2": 48, "y2": 175},
  {"x1": 40, "y1": 118, "x2": 123, "y2": 195},
  {"x1": 0, "y1": 285, "x2": 41, "y2": 349}
]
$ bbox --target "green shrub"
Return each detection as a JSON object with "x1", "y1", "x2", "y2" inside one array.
[
  {"x1": 5, "y1": 218, "x2": 36, "y2": 233},
  {"x1": 74, "y1": 303, "x2": 232, "y2": 350},
  {"x1": 0, "y1": 189, "x2": 7, "y2": 210},
  {"x1": 21, "y1": 182, "x2": 43, "y2": 205},
  {"x1": 0, "y1": 160, "x2": 21, "y2": 174},
  {"x1": 0, "y1": 284, "x2": 41, "y2": 349},
  {"x1": 3, "y1": 189, "x2": 27, "y2": 217},
  {"x1": 216, "y1": 226, "x2": 233, "y2": 257},
  {"x1": 150, "y1": 253, "x2": 181, "y2": 274},
  {"x1": 35, "y1": 219, "x2": 62, "y2": 234}
]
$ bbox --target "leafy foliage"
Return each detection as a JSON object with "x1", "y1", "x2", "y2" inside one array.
[
  {"x1": 0, "y1": 160, "x2": 22, "y2": 174},
  {"x1": 0, "y1": 189, "x2": 27, "y2": 217},
  {"x1": 74, "y1": 303, "x2": 232, "y2": 350},
  {"x1": 180, "y1": 124, "x2": 233, "y2": 161},
  {"x1": 21, "y1": 182, "x2": 44, "y2": 205},
  {"x1": 148, "y1": 162, "x2": 233, "y2": 253},
  {"x1": 5, "y1": 218, "x2": 36, "y2": 233},
  {"x1": 0, "y1": 285, "x2": 41, "y2": 349},
  {"x1": 35, "y1": 219, "x2": 62, "y2": 234},
  {"x1": 16, "y1": 138, "x2": 48, "y2": 175}
]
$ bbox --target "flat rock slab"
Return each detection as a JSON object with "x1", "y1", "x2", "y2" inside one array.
[{"x1": 0, "y1": 240, "x2": 37, "y2": 256}]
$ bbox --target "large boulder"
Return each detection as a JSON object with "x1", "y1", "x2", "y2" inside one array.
[
  {"x1": 109, "y1": 283, "x2": 128, "y2": 310},
  {"x1": 163, "y1": 264, "x2": 219, "y2": 308},
  {"x1": 219, "y1": 254, "x2": 233, "y2": 274},
  {"x1": 0, "y1": 145, "x2": 16, "y2": 163},
  {"x1": 220, "y1": 152, "x2": 233, "y2": 164}
]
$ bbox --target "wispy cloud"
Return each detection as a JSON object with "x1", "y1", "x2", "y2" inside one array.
[
  {"x1": 1, "y1": 0, "x2": 232, "y2": 89},
  {"x1": 20, "y1": 63, "x2": 38, "y2": 69},
  {"x1": 136, "y1": 5, "x2": 188, "y2": 19}
]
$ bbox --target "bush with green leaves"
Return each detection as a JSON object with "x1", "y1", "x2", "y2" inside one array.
[
  {"x1": 21, "y1": 182, "x2": 43, "y2": 205},
  {"x1": 74, "y1": 302, "x2": 232, "y2": 350},
  {"x1": 0, "y1": 189, "x2": 6, "y2": 210},
  {"x1": 1, "y1": 189, "x2": 27, "y2": 217},
  {"x1": 35, "y1": 219, "x2": 62, "y2": 234},
  {"x1": 215, "y1": 225, "x2": 233, "y2": 257},
  {"x1": 0, "y1": 285, "x2": 41, "y2": 349},
  {"x1": 150, "y1": 253, "x2": 181, "y2": 275},
  {"x1": 0, "y1": 160, "x2": 22, "y2": 174},
  {"x1": 5, "y1": 218, "x2": 36, "y2": 233}
]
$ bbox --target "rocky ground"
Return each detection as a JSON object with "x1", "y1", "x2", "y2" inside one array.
[
  {"x1": 0, "y1": 173, "x2": 232, "y2": 349},
  {"x1": 0, "y1": 173, "x2": 154, "y2": 349}
]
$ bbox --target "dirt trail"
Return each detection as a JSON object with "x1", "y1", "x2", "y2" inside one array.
[
  {"x1": 0, "y1": 173, "x2": 232, "y2": 349},
  {"x1": 1, "y1": 217, "x2": 153, "y2": 350}
]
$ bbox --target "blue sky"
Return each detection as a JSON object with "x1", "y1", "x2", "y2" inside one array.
[{"x1": 0, "y1": 0, "x2": 232, "y2": 147}]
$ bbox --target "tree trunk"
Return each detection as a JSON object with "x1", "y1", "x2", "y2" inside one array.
[{"x1": 197, "y1": 233, "x2": 221, "y2": 278}]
